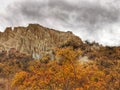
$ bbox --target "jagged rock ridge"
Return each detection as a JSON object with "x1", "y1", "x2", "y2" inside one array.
[{"x1": 0, "y1": 24, "x2": 83, "y2": 59}]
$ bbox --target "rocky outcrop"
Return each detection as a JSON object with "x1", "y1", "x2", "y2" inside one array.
[{"x1": 0, "y1": 24, "x2": 83, "y2": 59}]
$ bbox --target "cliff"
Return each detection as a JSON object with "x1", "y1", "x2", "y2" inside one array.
[{"x1": 0, "y1": 24, "x2": 83, "y2": 59}]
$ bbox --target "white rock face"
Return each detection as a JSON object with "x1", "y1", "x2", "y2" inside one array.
[{"x1": 79, "y1": 56, "x2": 90, "y2": 64}]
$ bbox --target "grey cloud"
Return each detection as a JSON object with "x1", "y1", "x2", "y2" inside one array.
[
  {"x1": 3, "y1": 0, "x2": 119, "y2": 27},
  {"x1": 0, "y1": 0, "x2": 120, "y2": 46},
  {"x1": 49, "y1": 0, "x2": 119, "y2": 31}
]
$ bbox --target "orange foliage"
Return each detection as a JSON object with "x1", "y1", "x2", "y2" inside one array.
[{"x1": 11, "y1": 47, "x2": 120, "y2": 90}]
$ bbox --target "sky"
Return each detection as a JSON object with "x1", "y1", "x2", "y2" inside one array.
[{"x1": 0, "y1": 0, "x2": 120, "y2": 46}]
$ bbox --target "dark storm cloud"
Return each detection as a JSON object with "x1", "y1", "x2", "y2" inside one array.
[
  {"x1": 1, "y1": 0, "x2": 120, "y2": 46},
  {"x1": 4, "y1": 0, "x2": 119, "y2": 27}
]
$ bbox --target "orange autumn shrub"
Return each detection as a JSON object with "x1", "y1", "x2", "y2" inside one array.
[{"x1": 11, "y1": 47, "x2": 120, "y2": 90}]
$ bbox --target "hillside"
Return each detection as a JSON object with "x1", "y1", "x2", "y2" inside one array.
[{"x1": 0, "y1": 24, "x2": 120, "y2": 90}]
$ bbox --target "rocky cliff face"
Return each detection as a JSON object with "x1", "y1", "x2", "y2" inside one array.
[{"x1": 0, "y1": 24, "x2": 83, "y2": 59}]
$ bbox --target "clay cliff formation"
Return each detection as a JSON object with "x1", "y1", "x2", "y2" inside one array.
[{"x1": 0, "y1": 24, "x2": 83, "y2": 59}]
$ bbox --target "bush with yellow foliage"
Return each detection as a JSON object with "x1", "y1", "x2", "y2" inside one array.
[{"x1": 11, "y1": 47, "x2": 120, "y2": 90}]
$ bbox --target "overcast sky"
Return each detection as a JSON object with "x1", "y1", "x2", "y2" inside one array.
[{"x1": 0, "y1": 0, "x2": 120, "y2": 46}]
